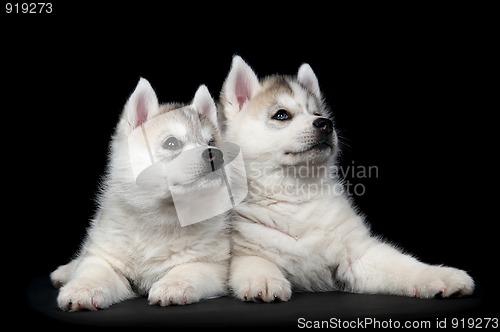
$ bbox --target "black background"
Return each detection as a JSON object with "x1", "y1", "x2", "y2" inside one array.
[{"x1": 3, "y1": 3, "x2": 496, "y2": 326}]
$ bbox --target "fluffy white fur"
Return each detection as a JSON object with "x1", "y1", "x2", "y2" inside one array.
[
  {"x1": 220, "y1": 56, "x2": 474, "y2": 302},
  {"x1": 50, "y1": 79, "x2": 230, "y2": 311}
]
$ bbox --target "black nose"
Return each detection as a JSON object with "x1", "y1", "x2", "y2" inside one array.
[
  {"x1": 202, "y1": 148, "x2": 224, "y2": 171},
  {"x1": 313, "y1": 118, "x2": 333, "y2": 133}
]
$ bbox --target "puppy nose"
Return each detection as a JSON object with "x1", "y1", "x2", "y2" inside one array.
[
  {"x1": 202, "y1": 148, "x2": 224, "y2": 170},
  {"x1": 313, "y1": 118, "x2": 333, "y2": 133}
]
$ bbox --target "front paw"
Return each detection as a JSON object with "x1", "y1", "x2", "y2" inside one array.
[
  {"x1": 231, "y1": 276, "x2": 292, "y2": 303},
  {"x1": 148, "y1": 280, "x2": 200, "y2": 306},
  {"x1": 50, "y1": 266, "x2": 68, "y2": 289},
  {"x1": 57, "y1": 281, "x2": 114, "y2": 311},
  {"x1": 50, "y1": 262, "x2": 76, "y2": 288},
  {"x1": 412, "y1": 266, "x2": 474, "y2": 298}
]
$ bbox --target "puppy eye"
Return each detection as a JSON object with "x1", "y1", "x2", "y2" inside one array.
[
  {"x1": 162, "y1": 137, "x2": 182, "y2": 150},
  {"x1": 313, "y1": 112, "x2": 321, "y2": 116},
  {"x1": 272, "y1": 109, "x2": 291, "y2": 121},
  {"x1": 208, "y1": 138, "x2": 216, "y2": 146}
]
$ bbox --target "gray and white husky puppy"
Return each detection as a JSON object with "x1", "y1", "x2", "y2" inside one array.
[
  {"x1": 220, "y1": 56, "x2": 474, "y2": 302},
  {"x1": 51, "y1": 79, "x2": 230, "y2": 311}
]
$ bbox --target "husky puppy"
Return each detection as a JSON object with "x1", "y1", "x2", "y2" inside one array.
[
  {"x1": 50, "y1": 79, "x2": 230, "y2": 311},
  {"x1": 220, "y1": 56, "x2": 474, "y2": 302}
]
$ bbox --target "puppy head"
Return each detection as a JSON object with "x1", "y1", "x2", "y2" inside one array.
[
  {"x1": 220, "y1": 56, "x2": 337, "y2": 169},
  {"x1": 118, "y1": 79, "x2": 224, "y2": 194}
]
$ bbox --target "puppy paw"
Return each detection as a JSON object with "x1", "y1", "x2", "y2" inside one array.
[
  {"x1": 50, "y1": 262, "x2": 76, "y2": 288},
  {"x1": 232, "y1": 276, "x2": 292, "y2": 303},
  {"x1": 57, "y1": 281, "x2": 114, "y2": 311},
  {"x1": 148, "y1": 280, "x2": 200, "y2": 306},
  {"x1": 50, "y1": 267, "x2": 68, "y2": 289},
  {"x1": 412, "y1": 266, "x2": 474, "y2": 298}
]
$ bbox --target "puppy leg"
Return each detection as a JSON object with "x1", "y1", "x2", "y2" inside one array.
[
  {"x1": 148, "y1": 261, "x2": 228, "y2": 306},
  {"x1": 229, "y1": 255, "x2": 292, "y2": 302},
  {"x1": 57, "y1": 256, "x2": 134, "y2": 311},
  {"x1": 338, "y1": 239, "x2": 474, "y2": 298}
]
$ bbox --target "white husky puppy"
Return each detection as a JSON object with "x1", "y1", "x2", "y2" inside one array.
[
  {"x1": 50, "y1": 79, "x2": 230, "y2": 311},
  {"x1": 220, "y1": 56, "x2": 474, "y2": 302}
]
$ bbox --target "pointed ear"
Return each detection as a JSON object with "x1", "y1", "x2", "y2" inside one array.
[
  {"x1": 297, "y1": 63, "x2": 321, "y2": 99},
  {"x1": 221, "y1": 55, "x2": 261, "y2": 116},
  {"x1": 124, "y1": 78, "x2": 160, "y2": 130},
  {"x1": 192, "y1": 84, "x2": 218, "y2": 127}
]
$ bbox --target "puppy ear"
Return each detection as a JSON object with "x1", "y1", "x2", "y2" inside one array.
[
  {"x1": 221, "y1": 55, "x2": 261, "y2": 116},
  {"x1": 124, "y1": 78, "x2": 160, "y2": 130},
  {"x1": 297, "y1": 63, "x2": 321, "y2": 99},
  {"x1": 192, "y1": 84, "x2": 218, "y2": 127}
]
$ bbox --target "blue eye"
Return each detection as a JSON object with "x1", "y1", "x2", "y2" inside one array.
[
  {"x1": 272, "y1": 109, "x2": 291, "y2": 121},
  {"x1": 208, "y1": 138, "x2": 216, "y2": 146},
  {"x1": 163, "y1": 137, "x2": 182, "y2": 150}
]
